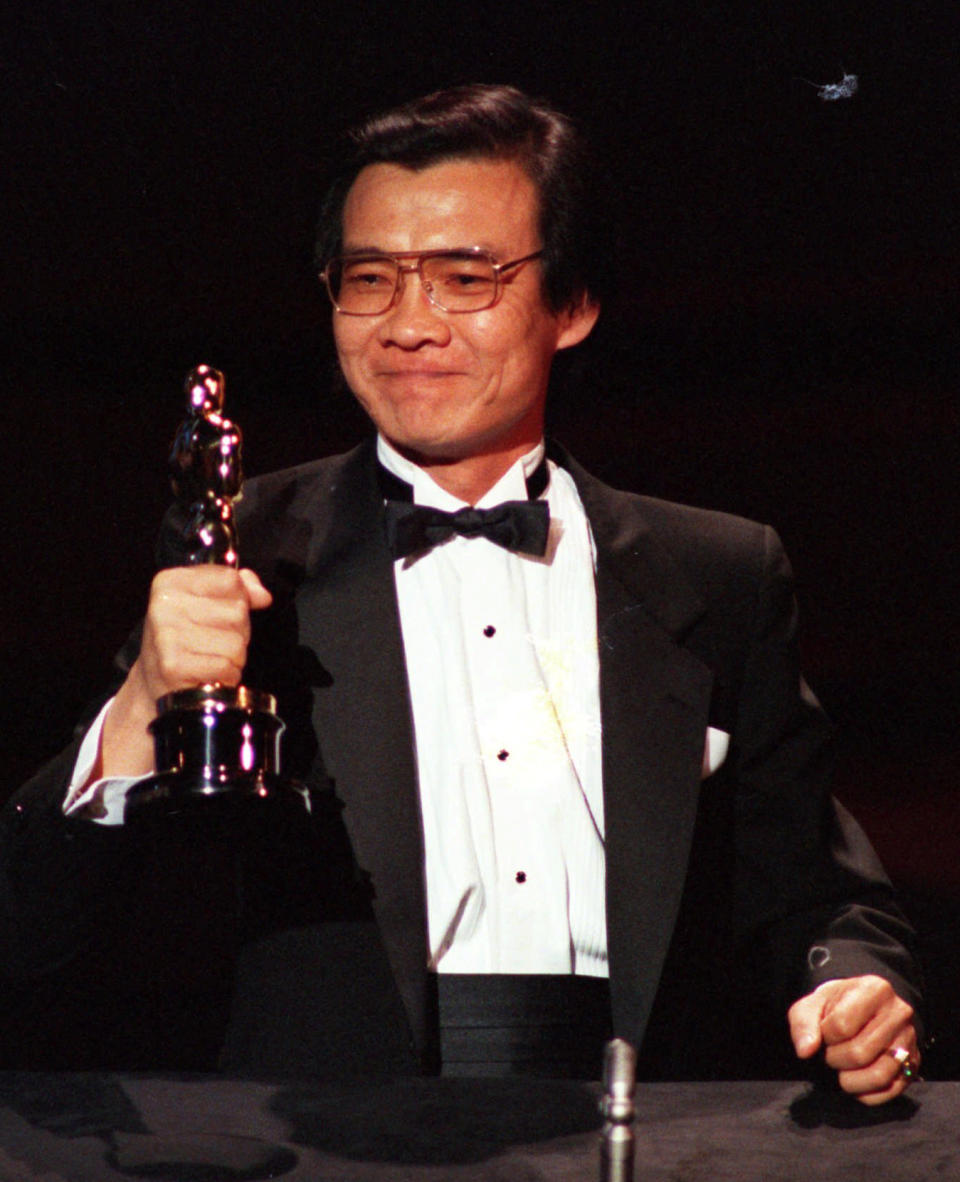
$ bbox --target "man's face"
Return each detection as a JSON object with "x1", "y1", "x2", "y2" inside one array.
[{"x1": 333, "y1": 157, "x2": 597, "y2": 468}]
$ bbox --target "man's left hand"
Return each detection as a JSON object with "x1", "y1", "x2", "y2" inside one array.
[{"x1": 788, "y1": 975, "x2": 919, "y2": 1105}]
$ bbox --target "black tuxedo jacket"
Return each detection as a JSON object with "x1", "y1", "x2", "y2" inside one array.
[{"x1": 0, "y1": 439, "x2": 922, "y2": 1077}]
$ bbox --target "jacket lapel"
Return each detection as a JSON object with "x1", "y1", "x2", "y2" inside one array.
[
  {"x1": 561, "y1": 451, "x2": 715, "y2": 1049},
  {"x1": 255, "y1": 441, "x2": 433, "y2": 1067}
]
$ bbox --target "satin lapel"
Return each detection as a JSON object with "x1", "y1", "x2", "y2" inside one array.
[
  {"x1": 562, "y1": 453, "x2": 715, "y2": 1050},
  {"x1": 277, "y1": 442, "x2": 431, "y2": 1065}
]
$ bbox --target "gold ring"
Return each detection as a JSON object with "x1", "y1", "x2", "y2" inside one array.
[{"x1": 889, "y1": 1046, "x2": 917, "y2": 1082}]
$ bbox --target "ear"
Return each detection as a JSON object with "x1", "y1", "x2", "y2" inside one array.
[{"x1": 555, "y1": 292, "x2": 600, "y2": 352}]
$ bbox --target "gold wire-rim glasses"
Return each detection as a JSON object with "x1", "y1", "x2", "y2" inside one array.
[{"x1": 320, "y1": 247, "x2": 544, "y2": 315}]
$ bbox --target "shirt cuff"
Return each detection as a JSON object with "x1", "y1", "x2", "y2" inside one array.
[{"x1": 63, "y1": 697, "x2": 150, "y2": 826}]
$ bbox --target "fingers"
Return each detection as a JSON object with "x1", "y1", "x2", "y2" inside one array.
[
  {"x1": 140, "y1": 566, "x2": 272, "y2": 702},
  {"x1": 239, "y1": 567, "x2": 273, "y2": 610},
  {"x1": 820, "y1": 978, "x2": 914, "y2": 1070},
  {"x1": 787, "y1": 989, "x2": 827, "y2": 1059},
  {"x1": 788, "y1": 976, "x2": 920, "y2": 1106},
  {"x1": 834, "y1": 1029, "x2": 920, "y2": 1106}
]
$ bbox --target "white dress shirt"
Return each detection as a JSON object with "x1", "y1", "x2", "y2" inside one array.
[
  {"x1": 66, "y1": 438, "x2": 609, "y2": 976},
  {"x1": 379, "y1": 437, "x2": 606, "y2": 976}
]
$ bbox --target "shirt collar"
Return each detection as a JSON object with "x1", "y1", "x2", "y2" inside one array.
[{"x1": 376, "y1": 435, "x2": 547, "y2": 512}]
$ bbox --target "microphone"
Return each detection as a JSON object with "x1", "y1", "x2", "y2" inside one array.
[{"x1": 599, "y1": 1038, "x2": 637, "y2": 1182}]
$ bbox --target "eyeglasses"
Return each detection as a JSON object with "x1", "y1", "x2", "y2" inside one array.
[{"x1": 320, "y1": 248, "x2": 544, "y2": 315}]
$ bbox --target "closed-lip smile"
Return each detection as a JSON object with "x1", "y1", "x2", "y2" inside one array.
[{"x1": 378, "y1": 366, "x2": 463, "y2": 377}]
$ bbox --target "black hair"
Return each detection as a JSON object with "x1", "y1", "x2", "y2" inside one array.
[{"x1": 315, "y1": 83, "x2": 608, "y2": 313}]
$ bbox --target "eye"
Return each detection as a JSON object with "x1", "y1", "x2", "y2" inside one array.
[
  {"x1": 430, "y1": 256, "x2": 495, "y2": 291},
  {"x1": 340, "y1": 259, "x2": 395, "y2": 289}
]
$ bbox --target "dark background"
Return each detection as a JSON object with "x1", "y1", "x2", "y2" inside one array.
[{"x1": 2, "y1": 2, "x2": 958, "y2": 1069}]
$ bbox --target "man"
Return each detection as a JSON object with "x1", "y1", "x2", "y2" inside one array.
[{"x1": 1, "y1": 85, "x2": 921, "y2": 1099}]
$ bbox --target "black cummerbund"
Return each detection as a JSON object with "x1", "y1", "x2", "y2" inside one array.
[{"x1": 437, "y1": 973, "x2": 612, "y2": 1079}]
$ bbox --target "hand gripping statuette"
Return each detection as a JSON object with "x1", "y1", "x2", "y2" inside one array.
[{"x1": 125, "y1": 366, "x2": 306, "y2": 821}]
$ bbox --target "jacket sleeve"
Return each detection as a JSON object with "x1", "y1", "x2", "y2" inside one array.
[
  {"x1": 0, "y1": 618, "x2": 143, "y2": 985},
  {"x1": 730, "y1": 525, "x2": 924, "y2": 1021}
]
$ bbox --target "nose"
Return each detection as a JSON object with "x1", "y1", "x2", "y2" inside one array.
[{"x1": 376, "y1": 265, "x2": 452, "y2": 349}]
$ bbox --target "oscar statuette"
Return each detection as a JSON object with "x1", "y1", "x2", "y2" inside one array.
[{"x1": 125, "y1": 365, "x2": 307, "y2": 821}]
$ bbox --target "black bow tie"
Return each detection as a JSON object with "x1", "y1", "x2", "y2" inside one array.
[{"x1": 379, "y1": 459, "x2": 550, "y2": 560}]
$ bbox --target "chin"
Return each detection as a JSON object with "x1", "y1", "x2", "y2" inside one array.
[
  {"x1": 387, "y1": 435, "x2": 469, "y2": 466},
  {"x1": 380, "y1": 416, "x2": 475, "y2": 461}
]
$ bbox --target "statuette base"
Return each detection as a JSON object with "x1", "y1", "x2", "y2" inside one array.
[{"x1": 124, "y1": 685, "x2": 308, "y2": 822}]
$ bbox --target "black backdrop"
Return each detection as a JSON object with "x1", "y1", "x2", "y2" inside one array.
[{"x1": 2, "y1": 1, "x2": 958, "y2": 1070}]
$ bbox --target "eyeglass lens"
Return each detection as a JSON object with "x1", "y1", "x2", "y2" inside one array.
[{"x1": 328, "y1": 253, "x2": 498, "y2": 314}]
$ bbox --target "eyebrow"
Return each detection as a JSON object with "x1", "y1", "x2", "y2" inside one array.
[
  {"x1": 340, "y1": 244, "x2": 389, "y2": 256},
  {"x1": 339, "y1": 244, "x2": 505, "y2": 257}
]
